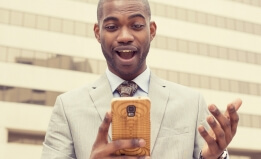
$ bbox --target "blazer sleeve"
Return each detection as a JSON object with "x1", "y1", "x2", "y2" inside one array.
[
  {"x1": 41, "y1": 96, "x2": 76, "y2": 159},
  {"x1": 193, "y1": 93, "x2": 210, "y2": 159}
]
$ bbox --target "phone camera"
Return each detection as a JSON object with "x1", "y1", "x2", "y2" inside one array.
[{"x1": 127, "y1": 105, "x2": 136, "y2": 117}]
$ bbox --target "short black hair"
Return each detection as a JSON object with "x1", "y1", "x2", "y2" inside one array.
[{"x1": 97, "y1": 0, "x2": 151, "y2": 23}]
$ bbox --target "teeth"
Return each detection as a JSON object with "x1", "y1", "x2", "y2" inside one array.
[{"x1": 119, "y1": 50, "x2": 133, "y2": 53}]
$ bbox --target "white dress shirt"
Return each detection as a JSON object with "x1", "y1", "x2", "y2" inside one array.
[{"x1": 106, "y1": 67, "x2": 150, "y2": 97}]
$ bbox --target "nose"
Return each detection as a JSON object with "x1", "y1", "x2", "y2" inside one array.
[{"x1": 116, "y1": 27, "x2": 134, "y2": 44}]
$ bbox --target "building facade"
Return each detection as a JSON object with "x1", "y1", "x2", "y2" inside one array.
[{"x1": 0, "y1": 0, "x2": 261, "y2": 158}]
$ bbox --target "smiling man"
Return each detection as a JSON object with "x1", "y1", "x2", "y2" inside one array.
[{"x1": 41, "y1": 0, "x2": 242, "y2": 159}]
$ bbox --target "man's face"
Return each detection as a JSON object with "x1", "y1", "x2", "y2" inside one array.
[{"x1": 94, "y1": 0, "x2": 156, "y2": 80}]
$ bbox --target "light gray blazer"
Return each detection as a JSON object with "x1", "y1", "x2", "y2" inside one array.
[{"x1": 41, "y1": 73, "x2": 209, "y2": 159}]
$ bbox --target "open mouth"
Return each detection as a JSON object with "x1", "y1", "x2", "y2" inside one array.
[{"x1": 116, "y1": 50, "x2": 136, "y2": 59}]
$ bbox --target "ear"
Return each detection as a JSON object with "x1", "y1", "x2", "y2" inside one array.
[
  {"x1": 94, "y1": 23, "x2": 101, "y2": 43},
  {"x1": 149, "y1": 21, "x2": 157, "y2": 42}
]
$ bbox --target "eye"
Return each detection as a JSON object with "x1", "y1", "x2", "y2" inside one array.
[
  {"x1": 105, "y1": 24, "x2": 118, "y2": 31},
  {"x1": 132, "y1": 24, "x2": 145, "y2": 30}
]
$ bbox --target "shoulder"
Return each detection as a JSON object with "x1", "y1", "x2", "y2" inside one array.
[
  {"x1": 150, "y1": 73, "x2": 206, "y2": 107},
  {"x1": 151, "y1": 73, "x2": 200, "y2": 96},
  {"x1": 55, "y1": 83, "x2": 92, "y2": 107},
  {"x1": 165, "y1": 79, "x2": 197, "y2": 94},
  {"x1": 152, "y1": 74, "x2": 208, "y2": 117},
  {"x1": 58, "y1": 74, "x2": 108, "y2": 102}
]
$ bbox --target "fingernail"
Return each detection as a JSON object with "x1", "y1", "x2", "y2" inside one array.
[
  {"x1": 228, "y1": 105, "x2": 235, "y2": 111},
  {"x1": 209, "y1": 116, "x2": 215, "y2": 123},
  {"x1": 139, "y1": 139, "x2": 146, "y2": 147},
  {"x1": 104, "y1": 112, "x2": 111, "y2": 123},
  {"x1": 105, "y1": 112, "x2": 109, "y2": 118},
  {"x1": 198, "y1": 126, "x2": 205, "y2": 133},
  {"x1": 209, "y1": 105, "x2": 216, "y2": 112}
]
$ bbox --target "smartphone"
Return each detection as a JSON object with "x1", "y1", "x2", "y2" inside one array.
[{"x1": 111, "y1": 96, "x2": 151, "y2": 156}]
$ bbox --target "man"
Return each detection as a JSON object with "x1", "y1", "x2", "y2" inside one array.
[{"x1": 41, "y1": 0, "x2": 242, "y2": 158}]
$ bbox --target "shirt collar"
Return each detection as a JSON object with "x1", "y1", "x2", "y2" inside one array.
[{"x1": 106, "y1": 67, "x2": 150, "y2": 94}]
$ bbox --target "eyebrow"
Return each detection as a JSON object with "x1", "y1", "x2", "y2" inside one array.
[
  {"x1": 103, "y1": 13, "x2": 146, "y2": 23},
  {"x1": 103, "y1": 16, "x2": 119, "y2": 23},
  {"x1": 128, "y1": 13, "x2": 145, "y2": 20}
]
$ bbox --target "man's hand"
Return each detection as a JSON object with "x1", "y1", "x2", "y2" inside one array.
[
  {"x1": 90, "y1": 111, "x2": 150, "y2": 159},
  {"x1": 198, "y1": 99, "x2": 242, "y2": 159}
]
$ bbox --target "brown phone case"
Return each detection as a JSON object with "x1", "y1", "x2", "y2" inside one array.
[{"x1": 111, "y1": 97, "x2": 151, "y2": 156}]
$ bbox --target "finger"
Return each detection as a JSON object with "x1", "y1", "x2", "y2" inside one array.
[
  {"x1": 106, "y1": 139, "x2": 146, "y2": 155},
  {"x1": 93, "y1": 111, "x2": 112, "y2": 147},
  {"x1": 208, "y1": 105, "x2": 232, "y2": 144},
  {"x1": 224, "y1": 98, "x2": 242, "y2": 117},
  {"x1": 231, "y1": 98, "x2": 242, "y2": 111},
  {"x1": 206, "y1": 116, "x2": 227, "y2": 150},
  {"x1": 224, "y1": 99, "x2": 242, "y2": 135},
  {"x1": 198, "y1": 125, "x2": 219, "y2": 152},
  {"x1": 227, "y1": 103, "x2": 240, "y2": 136}
]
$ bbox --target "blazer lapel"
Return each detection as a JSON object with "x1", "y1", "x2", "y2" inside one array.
[
  {"x1": 148, "y1": 73, "x2": 169, "y2": 154},
  {"x1": 89, "y1": 74, "x2": 113, "y2": 140}
]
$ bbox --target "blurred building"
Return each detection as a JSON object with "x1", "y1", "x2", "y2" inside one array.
[{"x1": 0, "y1": 0, "x2": 261, "y2": 158}]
